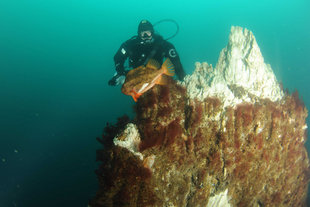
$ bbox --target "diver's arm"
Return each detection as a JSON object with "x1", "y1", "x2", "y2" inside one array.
[
  {"x1": 114, "y1": 44, "x2": 128, "y2": 75},
  {"x1": 114, "y1": 38, "x2": 135, "y2": 75},
  {"x1": 109, "y1": 41, "x2": 131, "y2": 86},
  {"x1": 171, "y1": 54, "x2": 186, "y2": 81},
  {"x1": 164, "y1": 43, "x2": 186, "y2": 81}
]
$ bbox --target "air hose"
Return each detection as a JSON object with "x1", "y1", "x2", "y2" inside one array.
[{"x1": 153, "y1": 19, "x2": 180, "y2": 40}]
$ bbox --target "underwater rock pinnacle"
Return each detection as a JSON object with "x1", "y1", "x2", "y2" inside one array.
[
  {"x1": 183, "y1": 26, "x2": 283, "y2": 107},
  {"x1": 90, "y1": 26, "x2": 310, "y2": 207}
]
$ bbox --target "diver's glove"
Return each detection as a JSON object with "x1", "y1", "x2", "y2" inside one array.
[
  {"x1": 108, "y1": 76, "x2": 118, "y2": 86},
  {"x1": 108, "y1": 72, "x2": 127, "y2": 86},
  {"x1": 108, "y1": 64, "x2": 127, "y2": 86}
]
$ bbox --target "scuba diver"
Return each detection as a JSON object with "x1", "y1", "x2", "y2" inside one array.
[{"x1": 108, "y1": 19, "x2": 186, "y2": 86}]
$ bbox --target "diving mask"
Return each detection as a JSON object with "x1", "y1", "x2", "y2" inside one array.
[{"x1": 140, "y1": 30, "x2": 153, "y2": 41}]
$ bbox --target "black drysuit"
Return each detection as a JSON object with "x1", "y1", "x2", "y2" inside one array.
[{"x1": 113, "y1": 34, "x2": 186, "y2": 81}]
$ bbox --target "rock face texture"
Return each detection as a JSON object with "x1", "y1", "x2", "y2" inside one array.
[
  {"x1": 183, "y1": 26, "x2": 283, "y2": 107},
  {"x1": 90, "y1": 26, "x2": 310, "y2": 207}
]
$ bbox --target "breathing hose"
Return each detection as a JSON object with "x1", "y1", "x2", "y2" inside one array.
[{"x1": 153, "y1": 19, "x2": 179, "y2": 40}]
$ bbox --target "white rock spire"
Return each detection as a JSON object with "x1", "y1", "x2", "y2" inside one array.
[{"x1": 183, "y1": 26, "x2": 284, "y2": 107}]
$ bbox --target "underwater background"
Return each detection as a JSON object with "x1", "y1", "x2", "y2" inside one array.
[{"x1": 0, "y1": 0, "x2": 309, "y2": 206}]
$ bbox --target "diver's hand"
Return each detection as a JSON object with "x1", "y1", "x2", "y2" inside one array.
[
  {"x1": 108, "y1": 70, "x2": 129, "y2": 86},
  {"x1": 108, "y1": 73, "x2": 125, "y2": 86},
  {"x1": 108, "y1": 77, "x2": 117, "y2": 86},
  {"x1": 108, "y1": 74, "x2": 120, "y2": 86}
]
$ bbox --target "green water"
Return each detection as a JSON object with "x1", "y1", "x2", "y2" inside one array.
[{"x1": 1, "y1": 0, "x2": 309, "y2": 206}]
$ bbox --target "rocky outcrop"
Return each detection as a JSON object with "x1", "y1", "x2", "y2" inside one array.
[
  {"x1": 90, "y1": 26, "x2": 310, "y2": 207},
  {"x1": 183, "y1": 26, "x2": 283, "y2": 107}
]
